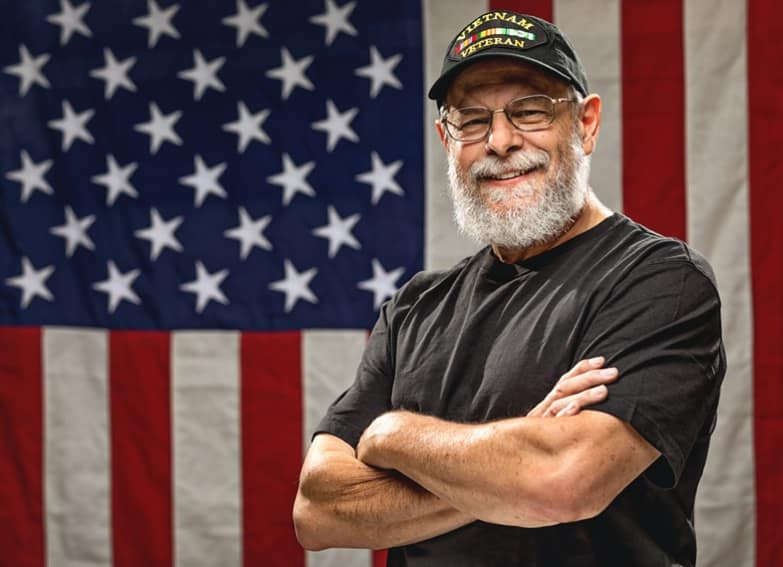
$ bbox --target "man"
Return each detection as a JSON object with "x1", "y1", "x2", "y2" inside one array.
[{"x1": 294, "y1": 10, "x2": 725, "y2": 566}]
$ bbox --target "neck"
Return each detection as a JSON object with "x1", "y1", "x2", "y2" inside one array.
[{"x1": 491, "y1": 189, "x2": 612, "y2": 264}]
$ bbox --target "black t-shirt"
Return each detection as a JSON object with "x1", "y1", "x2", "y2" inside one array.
[{"x1": 316, "y1": 214, "x2": 726, "y2": 567}]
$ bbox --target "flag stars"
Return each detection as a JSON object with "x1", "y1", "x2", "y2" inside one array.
[
  {"x1": 266, "y1": 153, "x2": 316, "y2": 206},
  {"x1": 4, "y1": 45, "x2": 50, "y2": 96},
  {"x1": 48, "y1": 100, "x2": 94, "y2": 151},
  {"x1": 50, "y1": 206, "x2": 95, "y2": 257},
  {"x1": 91, "y1": 155, "x2": 138, "y2": 206},
  {"x1": 134, "y1": 102, "x2": 183, "y2": 154},
  {"x1": 356, "y1": 151, "x2": 405, "y2": 204},
  {"x1": 178, "y1": 49, "x2": 226, "y2": 101},
  {"x1": 179, "y1": 155, "x2": 227, "y2": 207},
  {"x1": 5, "y1": 150, "x2": 53, "y2": 202},
  {"x1": 312, "y1": 206, "x2": 361, "y2": 258},
  {"x1": 180, "y1": 261, "x2": 229, "y2": 313},
  {"x1": 311, "y1": 99, "x2": 359, "y2": 152},
  {"x1": 133, "y1": 0, "x2": 180, "y2": 48},
  {"x1": 222, "y1": 0, "x2": 268, "y2": 47},
  {"x1": 224, "y1": 207, "x2": 272, "y2": 260},
  {"x1": 355, "y1": 46, "x2": 403, "y2": 98},
  {"x1": 5, "y1": 257, "x2": 55, "y2": 309},
  {"x1": 358, "y1": 258, "x2": 405, "y2": 310},
  {"x1": 134, "y1": 208, "x2": 184, "y2": 261},
  {"x1": 269, "y1": 259, "x2": 318, "y2": 313},
  {"x1": 90, "y1": 48, "x2": 137, "y2": 100},
  {"x1": 309, "y1": 0, "x2": 357, "y2": 46},
  {"x1": 47, "y1": 0, "x2": 92, "y2": 46},
  {"x1": 266, "y1": 47, "x2": 314, "y2": 100},
  {"x1": 92, "y1": 261, "x2": 141, "y2": 314},
  {"x1": 222, "y1": 102, "x2": 271, "y2": 153}
]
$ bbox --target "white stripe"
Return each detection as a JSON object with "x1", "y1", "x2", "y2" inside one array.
[
  {"x1": 554, "y1": 0, "x2": 623, "y2": 212},
  {"x1": 684, "y1": 1, "x2": 755, "y2": 565},
  {"x1": 302, "y1": 329, "x2": 368, "y2": 448},
  {"x1": 44, "y1": 327, "x2": 111, "y2": 567},
  {"x1": 423, "y1": 0, "x2": 484, "y2": 271},
  {"x1": 172, "y1": 331, "x2": 242, "y2": 567},
  {"x1": 303, "y1": 329, "x2": 371, "y2": 567}
]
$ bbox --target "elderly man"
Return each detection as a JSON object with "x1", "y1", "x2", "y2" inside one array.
[{"x1": 294, "y1": 10, "x2": 725, "y2": 566}]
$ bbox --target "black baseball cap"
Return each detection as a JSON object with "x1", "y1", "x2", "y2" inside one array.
[{"x1": 428, "y1": 11, "x2": 588, "y2": 105}]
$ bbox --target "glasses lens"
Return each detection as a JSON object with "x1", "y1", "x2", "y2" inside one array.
[
  {"x1": 445, "y1": 107, "x2": 491, "y2": 141},
  {"x1": 507, "y1": 96, "x2": 555, "y2": 130}
]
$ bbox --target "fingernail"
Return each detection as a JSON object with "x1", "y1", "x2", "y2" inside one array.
[
  {"x1": 592, "y1": 385, "x2": 608, "y2": 397},
  {"x1": 600, "y1": 367, "x2": 618, "y2": 377},
  {"x1": 589, "y1": 356, "x2": 604, "y2": 365}
]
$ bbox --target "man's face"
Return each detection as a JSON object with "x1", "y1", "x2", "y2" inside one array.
[{"x1": 438, "y1": 59, "x2": 593, "y2": 250}]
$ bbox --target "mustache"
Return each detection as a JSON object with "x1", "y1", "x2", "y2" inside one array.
[{"x1": 468, "y1": 151, "x2": 551, "y2": 179}]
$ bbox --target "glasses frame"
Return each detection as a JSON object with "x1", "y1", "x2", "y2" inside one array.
[{"x1": 440, "y1": 94, "x2": 576, "y2": 143}]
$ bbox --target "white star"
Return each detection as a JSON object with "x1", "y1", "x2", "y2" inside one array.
[
  {"x1": 180, "y1": 261, "x2": 229, "y2": 314},
  {"x1": 266, "y1": 153, "x2": 316, "y2": 206},
  {"x1": 222, "y1": 101, "x2": 270, "y2": 153},
  {"x1": 91, "y1": 154, "x2": 138, "y2": 206},
  {"x1": 47, "y1": 0, "x2": 92, "y2": 46},
  {"x1": 134, "y1": 102, "x2": 183, "y2": 154},
  {"x1": 5, "y1": 150, "x2": 53, "y2": 202},
  {"x1": 356, "y1": 151, "x2": 405, "y2": 205},
  {"x1": 224, "y1": 207, "x2": 272, "y2": 259},
  {"x1": 355, "y1": 46, "x2": 403, "y2": 98},
  {"x1": 3, "y1": 45, "x2": 50, "y2": 96},
  {"x1": 357, "y1": 258, "x2": 405, "y2": 310},
  {"x1": 92, "y1": 261, "x2": 141, "y2": 314},
  {"x1": 265, "y1": 47, "x2": 314, "y2": 100},
  {"x1": 312, "y1": 206, "x2": 360, "y2": 258},
  {"x1": 311, "y1": 99, "x2": 359, "y2": 152},
  {"x1": 179, "y1": 155, "x2": 227, "y2": 207},
  {"x1": 5, "y1": 257, "x2": 55, "y2": 309},
  {"x1": 178, "y1": 49, "x2": 226, "y2": 100},
  {"x1": 134, "y1": 208, "x2": 183, "y2": 261},
  {"x1": 222, "y1": 0, "x2": 268, "y2": 47},
  {"x1": 50, "y1": 206, "x2": 95, "y2": 257},
  {"x1": 48, "y1": 100, "x2": 94, "y2": 151},
  {"x1": 269, "y1": 259, "x2": 318, "y2": 313},
  {"x1": 133, "y1": 0, "x2": 180, "y2": 48},
  {"x1": 90, "y1": 48, "x2": 137, "y2": 100},
  {"x1": 309, "y1": 0, "x2": 357, "y2": 46}
]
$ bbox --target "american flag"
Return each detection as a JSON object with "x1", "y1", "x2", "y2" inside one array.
[{"x1": 0, "y1": 1, "x2": 780, "y2": 566}]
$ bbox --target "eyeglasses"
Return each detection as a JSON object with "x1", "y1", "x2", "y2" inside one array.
[{"x1": 441, "y1": 95, "x2": 575, "y2": 143}]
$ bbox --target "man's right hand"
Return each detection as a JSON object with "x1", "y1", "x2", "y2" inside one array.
[{"x1": 526, "y1": 356, "x2": 618, "y2": 418}]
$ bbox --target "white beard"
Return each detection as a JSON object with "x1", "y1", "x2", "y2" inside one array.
[{"x1": 447, "y1": 133, "x2": 591, "y2": 250}]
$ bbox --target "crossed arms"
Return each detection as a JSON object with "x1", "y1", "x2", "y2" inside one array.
[{"x1": 293, "y1": 357, "x2": 660, "y2": 551}]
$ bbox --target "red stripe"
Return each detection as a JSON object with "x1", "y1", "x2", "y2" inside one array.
[
  {"x1": 0, "y1": 327, "x2": 44, "y2": 567},
  {"x1": 620, "y1": 0, "x2": 686, "y2": 240},
  {"x1": 748, "y1": 1, "x2": 783, "y2": 564},
  {"x1": 373, "y1": 549, "x2": 389, "y2": 567},
  {"x1": 490, "y1": 0, "x2": 553, "y2": 21},
  {"x1": 109, "y1": 331, "x2": 172, "y2": 567},
  {"x1": 241, "y1": 332, "x2": 304, "y2": 567}
]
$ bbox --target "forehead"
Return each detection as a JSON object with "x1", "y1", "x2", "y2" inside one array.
[{"x1": 447, "y1": 58, "x2": 568, "y2": 104}]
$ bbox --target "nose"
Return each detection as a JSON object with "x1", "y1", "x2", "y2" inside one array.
[{"x1": 485, "y1": 109, "x2": 524, "y2": 157}]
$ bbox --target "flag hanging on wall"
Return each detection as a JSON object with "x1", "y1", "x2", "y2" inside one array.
[{"x1": 1, "y1": 1, "x2": 780, "y2": 566}]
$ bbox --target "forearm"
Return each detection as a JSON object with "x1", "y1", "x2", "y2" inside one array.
[
  {"x1": 294, "y1": 435, "x2": 473, "y2": 550},
  {"x1": 358, "y1": 413, "x2": 561, "y2": 527},
  {"x1": 357, "y1": 411, "x2": 658, "y2": 527}
]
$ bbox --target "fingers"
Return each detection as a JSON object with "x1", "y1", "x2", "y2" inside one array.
[{"x1": 526, "y1": 357, "x2": 618, "y2": 418}]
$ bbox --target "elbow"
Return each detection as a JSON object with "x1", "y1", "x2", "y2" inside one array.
[
  {"x1": 536, "y1": 470, "x2": 614, "y2": 524},
  {"x1": 293, "y1": 493, "x2": 330, "y2": 551}
]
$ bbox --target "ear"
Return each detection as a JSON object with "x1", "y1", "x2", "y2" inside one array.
[
  {"x1": 579, "y1": 94, "x2": 602, "y2": 156},
  {"x1": 435, "y1": 119, "x2": 450, "y2": 151}
]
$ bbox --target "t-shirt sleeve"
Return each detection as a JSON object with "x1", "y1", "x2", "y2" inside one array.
[
  {"x1": 577, "y1": 259, "x2": 725, "y2": 489},
  {"x1": 312, "y1": 300, "x2": 395, "y2": 448}
]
